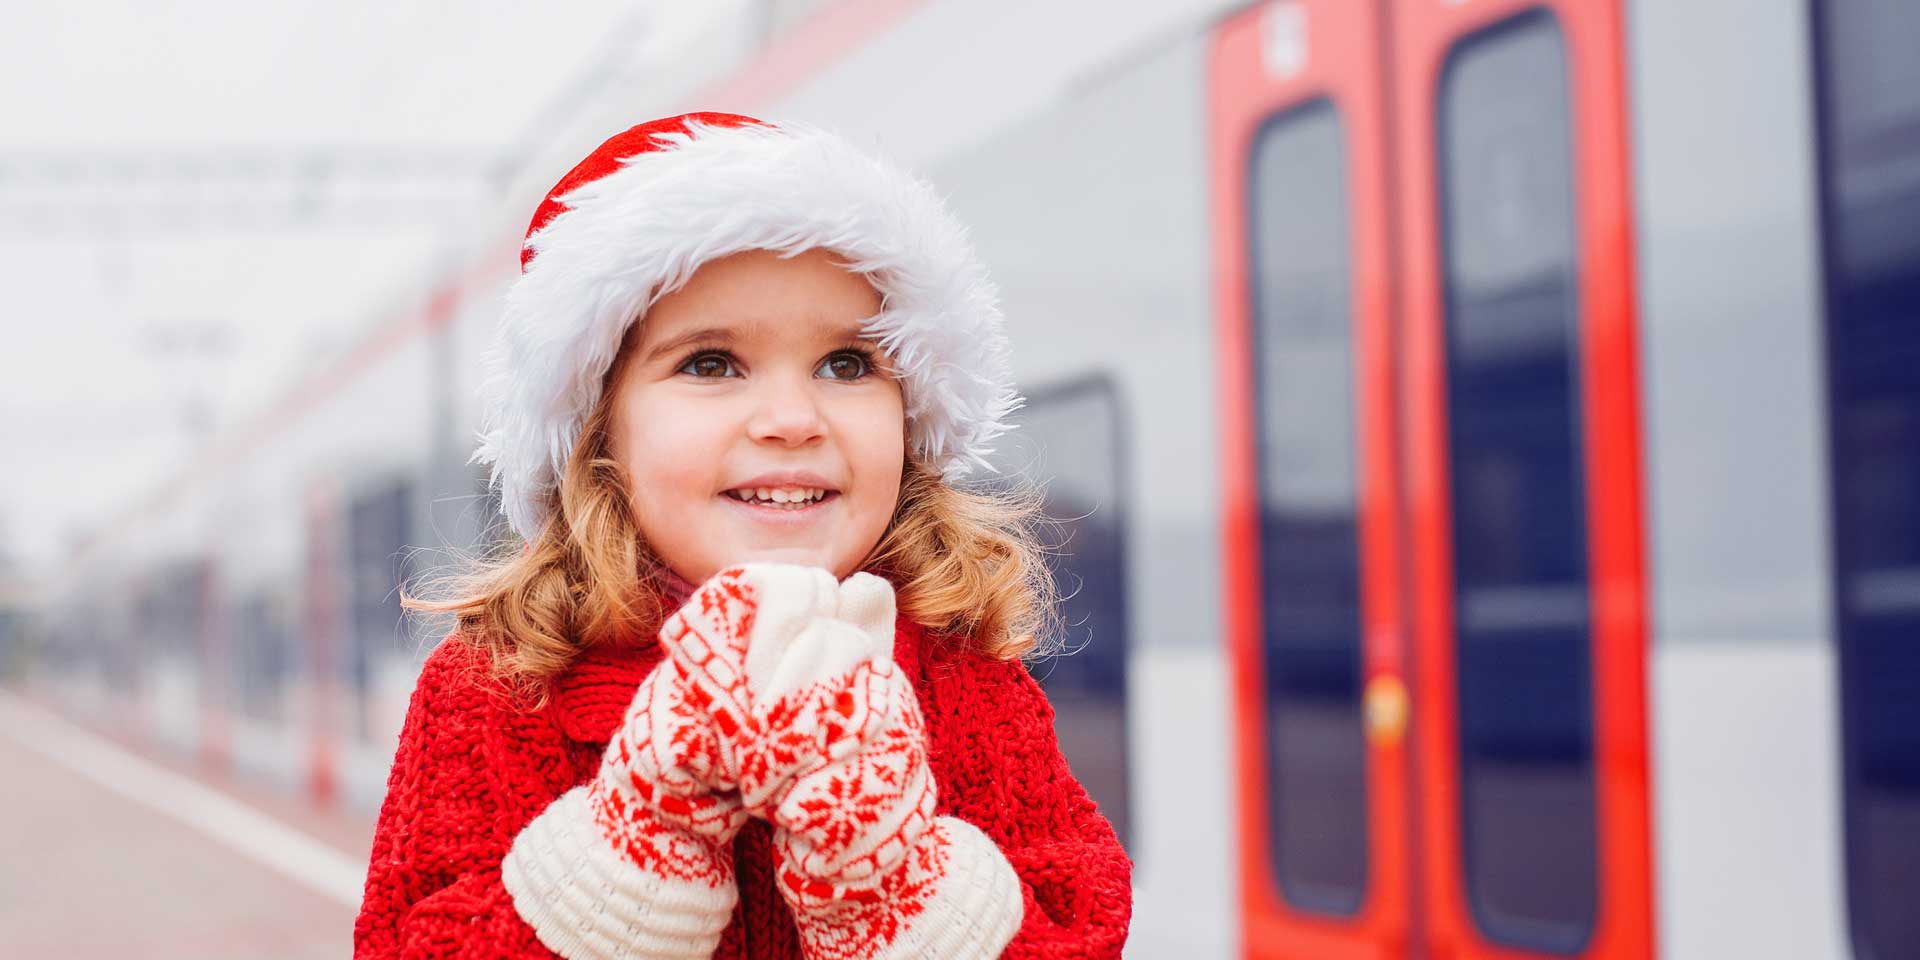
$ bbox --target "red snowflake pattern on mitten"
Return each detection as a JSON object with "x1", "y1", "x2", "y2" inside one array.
[
  {"x1": 758, "y1": 659, "x2": 953, "y2": 958},
  {"x1": 727, "y1": 570, "x2": 1016, "y2": 959},
  {"x1": 630, "y1": 565, "x2": 1021, "y2": 959},
  {"x1": 586, "y1": 566, "x2": 761, "y2": 886},
  {"x1": 743, "y1": 651, "x2": 936, "y2": 897}
]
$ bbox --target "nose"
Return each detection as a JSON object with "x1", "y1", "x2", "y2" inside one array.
[{"x1": 745, "y1": 369, "x2": 828, "y2": 448}]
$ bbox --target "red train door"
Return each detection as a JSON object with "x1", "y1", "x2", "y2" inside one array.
[
  {"x1": 1211, "y1": 3, "x2": 1414, "y2": 957},
  {"x1": 1214, "y1": 1, "x2": 1652, "y2": 957},
  {"x1": 1391, "y1": 0, "x2": 1652, "y2": 957}
]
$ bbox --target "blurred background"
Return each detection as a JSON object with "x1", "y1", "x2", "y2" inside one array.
[{"x1": 2, "y1": 0, "x2": 1916, "y2": 958}]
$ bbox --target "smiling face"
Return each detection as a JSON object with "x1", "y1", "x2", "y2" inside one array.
[{"x1": 603, "y1": 247, "x2": 906, "y2": 583}]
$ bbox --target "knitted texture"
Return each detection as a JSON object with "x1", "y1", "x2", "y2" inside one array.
[
  {"x1": 727, "y1": 567, "x2": 1021, "y2": 958},
  {"x1": 586, "y1": 572, "x2": 758, "y2": 877},
  {"x1": 353, "y1": 598, "x2": 1133, "y2": 958},
  {"x1": 498, "y1": 573, "x2": 763, "y2": 958}
]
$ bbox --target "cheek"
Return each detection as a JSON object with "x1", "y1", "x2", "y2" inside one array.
[
  {"x1": 628, "y1": 453, "x2": 711, "y2": 509},
  {"x1": 845, "y1": 393, "x2": 906, "y2": 517},
  {"x1": 613, "y1": 390, "x2": 732, "y2": 509}
]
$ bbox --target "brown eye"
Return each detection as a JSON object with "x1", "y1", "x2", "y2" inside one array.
[
  {"x1": 817, "y1": 351, "x2": 870, "y2": 381},
  {"x1": 679, "y1": 352, "x2": 738, "y2": 378}
]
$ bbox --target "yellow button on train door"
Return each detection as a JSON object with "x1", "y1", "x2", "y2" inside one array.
[{"x1": 1364, "y1": 674, "x2": 1409, "y2": 745}]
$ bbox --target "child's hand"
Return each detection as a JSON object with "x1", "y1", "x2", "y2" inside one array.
[
  {"x1": 731, "y1": 567, "x2": 915, "y2": 819},
  {"x1": 585, "y1": 567, "x2": 764, "y2": 880},
  {"x1": 726, "y1": 571, "x2": 1019, "y2": 958},
  {"x1": 587, "y1": 560, "x2": 854, "y2": 861},
  {"x1": 745, "y1": 613, "x2": 940, "y2": 903},
  {"x1": 607, "y1": 564, "x2": 1020, "y2": 958},
  {"x1": 503, "y1": 565, "x2": 780, "y2": 960}
]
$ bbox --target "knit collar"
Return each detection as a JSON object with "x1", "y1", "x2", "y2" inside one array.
[
  {"x1": 548, "y1": 593, "x2": 926, "y2": 745},
  {"x1": 654, "y1": 566, "x2": 698, "y2": 608}
]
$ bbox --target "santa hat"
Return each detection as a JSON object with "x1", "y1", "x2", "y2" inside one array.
[{"x1": 471, "y1": 112, "x2": 1020, "y2": 541}]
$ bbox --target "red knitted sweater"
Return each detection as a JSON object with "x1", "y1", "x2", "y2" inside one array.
[{"x1": 352, "y1": 615, "x2": 1132, "y2": 958}]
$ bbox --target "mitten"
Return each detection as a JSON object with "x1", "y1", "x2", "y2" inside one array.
[
  {"x1": 501, "y1": 568, "x2": 762, "y2": 960},
  {"x1": 736, "y1": 568, "x2": 1024, "y2": 960}
]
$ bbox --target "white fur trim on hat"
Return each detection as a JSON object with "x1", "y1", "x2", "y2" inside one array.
[{"x1": 471, "y1": 118, "x2": 1021, "y2": 541}]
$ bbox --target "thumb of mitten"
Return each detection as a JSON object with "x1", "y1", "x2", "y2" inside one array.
[
  {"x1": 747, "y1": 616, "x2": 878, "y2": 709},
  {"x1": 834, "y1": 572, "x2": 897, "y2": 660},
  {"x1": 740, "y1": 563, "x2": 840, "y2": 699}
]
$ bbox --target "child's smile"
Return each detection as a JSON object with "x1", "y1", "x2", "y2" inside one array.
[{"x1": 719, "y1": 471, "x2": 841, "y2": 519}]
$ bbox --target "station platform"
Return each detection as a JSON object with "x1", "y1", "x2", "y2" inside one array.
[{"x1": 0, "y1": 691, "x2": 376, "y2": 959}]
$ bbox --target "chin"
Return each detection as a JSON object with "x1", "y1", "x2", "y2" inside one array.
[{"x1": 734, "y1": 544, "x2": 841, "y2": 573}]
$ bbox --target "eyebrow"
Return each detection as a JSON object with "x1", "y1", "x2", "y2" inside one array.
[
  {"x1": 645, "y1": 324, "x2": 733, "y2": 364},
  {"x1": 639, "y1": 318, "x2": 879, "y2": 366}
]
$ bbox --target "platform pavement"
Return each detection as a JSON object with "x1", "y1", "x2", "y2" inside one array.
[{"x1": 0, "y1": 690, "x2": 379, "y2": 959}]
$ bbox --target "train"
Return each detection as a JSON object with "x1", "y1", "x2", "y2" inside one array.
[{"x1": 30, "y1": 0, "x2": 1918, "y2": 958}]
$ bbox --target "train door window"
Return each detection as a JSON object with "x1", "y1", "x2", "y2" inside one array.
[
  {"x1": 1813, "y1": 1, "x2": 1920, "y2": 956},
  {"x1": 1247, "y1": 98, "x2": 1369, "y2": 916},
  {"x1": 145, "y1": 560, "x2": 208, "y2": 662},
  {"x1": 347, "y1": 478, "x2": 413, "y2": 740},
  {"x1": 1007, "y1": 378, "x2": 1133, "y2": 850},
  {"x1": 1436, "y1": 11, "x2": 1597, "y2": 952},
  {"x1": 236, "y1": 591, "x2": 292, "y2": 723},
  {"x1": 0, "y1": 604, "x2": 19, "y2": 669}
]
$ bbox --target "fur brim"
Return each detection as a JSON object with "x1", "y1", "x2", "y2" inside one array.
[{"x1": 470, "y1": 119, "x2": 1021, "y2": 541}]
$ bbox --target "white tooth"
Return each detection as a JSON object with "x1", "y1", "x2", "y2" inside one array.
[
  {"x1": 756, "y1": 487, "x2": 771, "y2": 501},
  {"x1": 771, "y1": 488, "x2": 792, "y2": 503}
]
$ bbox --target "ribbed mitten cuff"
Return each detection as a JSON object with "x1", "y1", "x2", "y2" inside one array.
[{"x1": 503, "y1": 786, "x2": 737, "y2": 960}]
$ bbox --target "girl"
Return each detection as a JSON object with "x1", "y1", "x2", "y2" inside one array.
[{"x1": 352, "y1": 113, "x2": 1131, "y2": 959}]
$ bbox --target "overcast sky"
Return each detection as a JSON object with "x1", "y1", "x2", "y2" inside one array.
[{"x1": 0, "y1": 1, "x2": 763, "y2": 574}]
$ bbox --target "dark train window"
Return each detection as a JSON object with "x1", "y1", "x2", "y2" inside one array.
[
  {"x1": 0, "y1": 605, "x2": 21, "y2": 673},
  {"x1": 1246, "y1": 98, "x2": 1369, "y2": 916},
  {"x1": 1813, "y1": 1, "x2": 1920, "y2": 957},
  {"x1": 236, "y1": 591, "x2": 292, "y2": 724},
  {"x1": 347, "y1": 478, "x2": 414, "y2": 740},
  {"x1": 1437, "y1": 11, "x2": 1597, "y2": 953},
  {"x1": 1004, "y1": 377, "x2": 1133, "y2": 851},
  {"x1": 143, "y1": 560, "x2": 209, "y2": 662}
]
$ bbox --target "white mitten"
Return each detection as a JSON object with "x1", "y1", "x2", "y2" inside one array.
[
  {"x1": 736, "y1": 569, "x2": 1024, "y2": 960},
  {"x1": 503, "y1": 567, "x2": 763, "y2": 960}
]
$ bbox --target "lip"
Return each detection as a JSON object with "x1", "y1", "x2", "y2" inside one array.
[
  {"x1": 720, "y1": 470, "x2": 842, "y2": 495},
  {"x1": 717, "y1": 469, "x2": 843, "y2": 525},
  {"x1": 718, "y1": 491, "x2": 839, "y2": 523}
]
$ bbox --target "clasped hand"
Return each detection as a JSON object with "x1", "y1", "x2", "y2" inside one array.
[{"x1": 591, "y1": 564, "x2": 933, "y2": 911}]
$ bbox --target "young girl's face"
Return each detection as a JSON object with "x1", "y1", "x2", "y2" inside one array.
[{"x1": 605, "y1": 247, "x2": 905, "y2": 583}]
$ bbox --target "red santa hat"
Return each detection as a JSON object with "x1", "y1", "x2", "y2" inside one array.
[{"x1": 471, "y1": 112, "x2": 1020, "y2": 541}]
